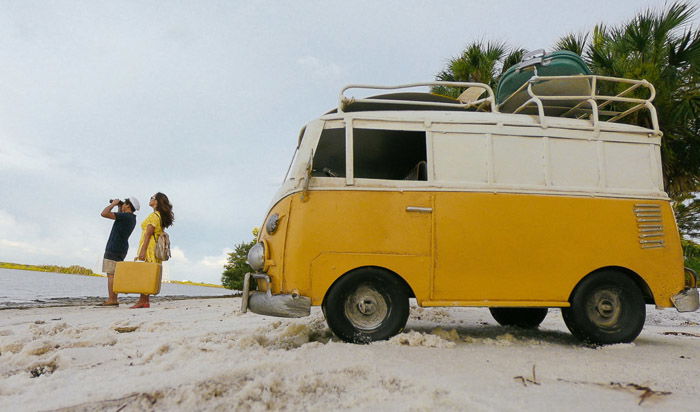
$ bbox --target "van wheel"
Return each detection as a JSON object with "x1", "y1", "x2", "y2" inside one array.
[
  {"x1": 562, "y1": 271, "x2": 645, "y2": 345},
  {"x1": 324, "y1": 268, "x2": 409, "y2": 344},
  {"x1": 489, "y1": 307, "x2": 548, "y2": 329}
]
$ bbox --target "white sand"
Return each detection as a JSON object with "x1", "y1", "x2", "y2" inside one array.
[{"x1": 1, "y1": 298, "x2": 699, "y2": 411}]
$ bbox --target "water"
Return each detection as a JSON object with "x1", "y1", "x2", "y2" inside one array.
[{"x1": 0, "y1": 268, "x2": 234, "y2": 306}]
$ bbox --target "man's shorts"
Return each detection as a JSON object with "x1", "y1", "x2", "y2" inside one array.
[{"x1": 102, "y1": 258, "x2": 118, "y2": 276}]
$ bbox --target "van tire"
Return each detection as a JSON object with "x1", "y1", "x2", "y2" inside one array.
[
  {"x1": 562, "y1": 271, "x2": 645, "y2": 345},
  {"x1": 489, "y1": 307, "x2": 548, "y2": 328},
  {"x1": 324, "y1": 268, "x2": 409, "y2": 344}
]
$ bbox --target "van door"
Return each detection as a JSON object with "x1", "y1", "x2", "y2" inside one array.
[
  {"x1": 432, "y1": 192, "x2": 513, "y2": 301},
  {"x1": 309, "y1": 123, "x2": 434, "y2": 258},
  {"x1": 346, "y1": 125, "x2": 433, "y2": 258}
]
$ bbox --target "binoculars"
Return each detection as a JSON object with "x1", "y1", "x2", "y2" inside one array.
[{"x1": 109, "y1": 199, "x2": 124, "y2": 205}]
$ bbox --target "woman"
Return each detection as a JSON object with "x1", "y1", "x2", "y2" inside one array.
[{"x1": 132, "y1": 192, "x2": 174, "y2": 308}]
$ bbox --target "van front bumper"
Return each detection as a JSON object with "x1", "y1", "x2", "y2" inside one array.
[
  {"x1": 240, "y1": 273, "x2": 311, "y2": 318},
  {"x1": 672, "y1": 268, "x2": 700, "y2": 312},
  {"x1": 672, "y1": 288, "x2": 699, "y2": 312}
]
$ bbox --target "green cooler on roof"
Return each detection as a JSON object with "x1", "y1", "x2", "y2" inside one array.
[{"x1": 496, "y1": 49, "x2": 592, "y2": 106}]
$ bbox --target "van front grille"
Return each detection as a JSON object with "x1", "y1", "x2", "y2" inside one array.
[{"x1": 634, "y1": 204, "x2": 664, "y2": 249}]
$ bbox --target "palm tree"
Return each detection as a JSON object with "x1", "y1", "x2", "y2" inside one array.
[
  {"x1": 553, "y1": 1, "x2": 700, "y2": 201},
  {"x1": 432, "y1": 41, "x2": 524, "y2": 98}
]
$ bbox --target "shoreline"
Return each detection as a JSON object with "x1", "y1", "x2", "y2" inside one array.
[
  {"x1": 0, "y1": 261, "x2": 103, "y2": 277},
  {"x1": 0, "y1": 294, "x2": 240, "y2": 310},
  {"x1": 0, "y1": 261, "x2": 226, "y2": 289}
]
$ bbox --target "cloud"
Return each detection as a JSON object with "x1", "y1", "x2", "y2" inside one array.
[
  {"x1": 0, "y1": 208, "x2": 105, "y2": 268},
  {"x1": 169, "y1": 246, "x2": 190, "y2": 264},
  {"x1": 165, "y1": 255, "x2": 229, "y2": 285},
  {"x1": 158, "y1": 248, "x2": 232, "y2": 283},
  {"x1": 0, "y1": 138, "x2": 62, "y2": 172},
  {"x1": 0, "y1": 239, "x2": 59, "y2": 257},
  {"x1": 0, "y1": 209, "x2": 20, "y2": 230},
  {"x1": 297, "y1": 56, "x2": 342, "y2": 79},
  {"x1": 199, "y1": 248, "x2": 231, "y2": 268}
]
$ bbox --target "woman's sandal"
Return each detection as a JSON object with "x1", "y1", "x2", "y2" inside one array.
[{"x1": 130, "y1": 303, "x2": 150, "y2": 309}]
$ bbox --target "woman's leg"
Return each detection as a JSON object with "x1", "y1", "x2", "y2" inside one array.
[{"x1": 130, "y1": 294, "x2": 150, "y2": 308}]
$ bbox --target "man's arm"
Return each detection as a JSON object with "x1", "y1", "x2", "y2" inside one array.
[{"x1": 101, "y1": 199, "x2": 121, "y2": 220}]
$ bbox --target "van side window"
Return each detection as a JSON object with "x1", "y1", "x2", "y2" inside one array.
[
  {"x1": 353, "y1": 129, "x2": 427, "y2": 181},
  {"x1": 312, "y1": 128, "x2": 346, "y2": 177}
]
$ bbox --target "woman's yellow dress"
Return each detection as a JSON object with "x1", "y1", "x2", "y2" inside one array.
[{"x1": 138, "y1": 212, "x2": 163, "y2": 263}]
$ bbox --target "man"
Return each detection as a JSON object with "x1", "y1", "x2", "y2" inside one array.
[{"x1": 100, "y1": 197, "x2": 139, "y2": 306}]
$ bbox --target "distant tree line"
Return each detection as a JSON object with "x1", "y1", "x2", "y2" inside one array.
[{"x1": 0, "y1": 262, "x2": 98, "y2": 276}]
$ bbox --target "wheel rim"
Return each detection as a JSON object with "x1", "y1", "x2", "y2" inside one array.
[
  {"x1": 344, "y1": 284, "x2": 389, "y2": 331},
  {"x1": 585, "y1": 288, "x2": 622, "y2": 329}
]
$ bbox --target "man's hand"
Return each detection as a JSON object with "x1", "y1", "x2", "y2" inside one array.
[{"x1": 101, "y1": 199, "x2": 121, "y2": 219}]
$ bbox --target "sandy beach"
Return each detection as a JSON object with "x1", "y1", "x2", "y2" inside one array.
[{"x1": 1, "y1": 297, "x2": 699, "y2": 411}]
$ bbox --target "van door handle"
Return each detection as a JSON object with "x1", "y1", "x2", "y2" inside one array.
[{"x1": 406, "y1": 206, "x2": 432, "y2": 213}]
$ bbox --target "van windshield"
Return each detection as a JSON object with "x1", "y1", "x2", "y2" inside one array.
[{"x1": 283, "y1": 147, "x2": 300, "y2": 182}]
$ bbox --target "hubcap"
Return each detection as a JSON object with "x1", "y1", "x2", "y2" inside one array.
[
  {"x1": 344, "y1": 285, "x2": 389, "y2": 331},
  {"x1": 586, "y1": 289, "x2": 622, "y2": 329}
]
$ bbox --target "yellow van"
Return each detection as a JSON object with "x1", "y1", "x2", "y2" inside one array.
[{"x1": 241, "y1": 77, "x2": 699, "y2": 345}]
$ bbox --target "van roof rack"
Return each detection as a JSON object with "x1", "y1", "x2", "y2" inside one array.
[
  {"x1": 498, "y1": 74, "x2": 660, "y2": 135},
  {"x1": 336, "y1": 77, "x2": 660, "y2": 136},
  {"x1": 338, "y1": 82, "x2": 498, "y2": 114}
]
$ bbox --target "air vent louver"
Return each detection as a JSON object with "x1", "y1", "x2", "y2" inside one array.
[{"x1": 634, "y1": 204, "x2": 664, "y2": 249}]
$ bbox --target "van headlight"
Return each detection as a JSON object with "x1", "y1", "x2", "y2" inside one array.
[{"x1": 247, "y1": 242, "x2": 265, "y2": 271}]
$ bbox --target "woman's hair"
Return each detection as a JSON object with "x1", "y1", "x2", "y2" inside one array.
[{"x1": 154, "y1": 192, "x2": 174, "y2": 228}]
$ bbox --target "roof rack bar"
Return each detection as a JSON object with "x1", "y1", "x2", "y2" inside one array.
[
  {"x1": 588, "y1": 98, "x2": 600, "y2": 133},
  {"x1": 597, "y1": 82, "x2": 644, "y2": 111},
  {"x1": 498, "y1": 74, "x2": 660, "y2": 136},
  {"x1": 561, "y1": 99, "x2": 593, "y2": 118},
  {"x1": 607, "y1": 104, "x2": 646, "y2": 123},
  {"x1": 531, "y1": 94, "x2": 650, "y2": 104},
  {"x1": 339, "y1": 82, "x2": 497, "y2": 113}
]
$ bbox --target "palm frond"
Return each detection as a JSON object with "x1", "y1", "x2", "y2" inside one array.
[
  {"x1": 654, "y1": 1, "x2": 695, "y2": 44},
  {"x1": 501, "y1": 48, "x2": 525, "y2": 75},
  {"x1": 554, "y1": 32, "x2": 589, "y2": 55}
]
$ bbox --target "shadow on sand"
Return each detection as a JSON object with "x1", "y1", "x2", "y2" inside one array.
[{"x1": 404, "y1": 321, "x2": 583, "y2": 347}]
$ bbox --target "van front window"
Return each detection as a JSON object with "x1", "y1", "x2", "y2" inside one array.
[
  {"x1": 354, "y1": 129, "x2": 427, "y2": 181},
  {"x1": 312, "y1": 128, "x2": 346, "y2": 177}
]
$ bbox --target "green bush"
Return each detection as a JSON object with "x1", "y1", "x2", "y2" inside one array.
[
  {"x1": 221, "y1": 229, "x2": 260, "y2": 291},
  {"x1": 683, "y1": 239, "x2": 700, "y2": 274}
]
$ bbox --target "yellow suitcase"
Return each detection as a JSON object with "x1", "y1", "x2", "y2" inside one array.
[{"x1": 113, "y1": 261, "x2": 163, "y2": 294}]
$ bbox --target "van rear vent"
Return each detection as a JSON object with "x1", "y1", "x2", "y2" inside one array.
[{"x1": 634, "y1": 204, "x2": 664, "y2": 249}]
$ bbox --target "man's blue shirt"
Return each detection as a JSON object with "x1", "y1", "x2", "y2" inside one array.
[{"x1": 104, "y1": 212, "x2": 136, "y2": 261}]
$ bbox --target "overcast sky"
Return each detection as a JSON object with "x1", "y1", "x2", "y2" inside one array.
[{"x1": 0, "y1": 0, "x2": 693, "y2": 284}]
